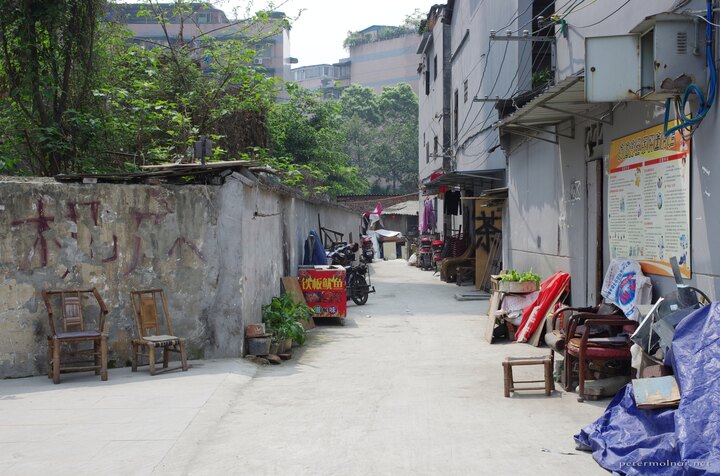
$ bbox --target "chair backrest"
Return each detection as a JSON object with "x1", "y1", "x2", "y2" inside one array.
[
  {"x1": 130, "y1": 289, "x2": 174, "y2": 338},
  {"x1": 42, "y1": 288, "x2": 108, "y2": 336}
]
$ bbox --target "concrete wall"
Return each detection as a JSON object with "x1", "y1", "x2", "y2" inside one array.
[{"x1": 0, "y1": 174, "x2": 359, "y2": 378}]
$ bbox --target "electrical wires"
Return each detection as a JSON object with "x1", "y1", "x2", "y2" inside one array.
[
  {"x1": 663, "y1": 0, "x2": 717, "y2": 138},
  {"x1": 574, "y1": 0, "x2": 634, "y2": 28}
]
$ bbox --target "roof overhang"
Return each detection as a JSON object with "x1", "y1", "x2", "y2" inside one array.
[
  {"x1": 497, "y1": 74, "x2": 614, "y2": 144},
  {"x1": 421, "y1": 169, "x2": 504, "y2": 193}
]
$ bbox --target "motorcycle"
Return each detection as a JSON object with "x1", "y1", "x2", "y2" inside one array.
[
  {"x1": 418, "y1": 236, "x2": 433, "y2": 270},
  {"x1": 327, "y1": 243, "x2": 375, "y2": 305},
  {"x1": 360, "y1": 236, "x2": 374, "y2": 263},
  {"x1": 432, "y1": 239, "x2": 444, "y2": 272}
]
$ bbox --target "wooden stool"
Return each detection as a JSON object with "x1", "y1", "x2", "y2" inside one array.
[{"x1": 503, "y1": 355, "x2": 554, "y2": 397}]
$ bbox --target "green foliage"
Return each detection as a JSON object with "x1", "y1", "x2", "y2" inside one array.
[
  {"x1": 268, "y1": 85, "x2": 368, "y2": 197},
  {"x1": 338, "y1": 83, "x2": 419, "y2": 194},
  {"x1": 532, "y1": 67, "x2": 554, "y2": 88},
  {"x1": 343, "y1": 23, "x2": 417, "y2": 49},
  {"x1": 0, "y1": 0, "x2": 283, "y2": 175},
  {"x1": 500, "y1": 269, "x2": 542, "y2": 286},
  {"x1": 261, "y1": 293, "x2": 313, "y2": 345},
  {"x1": 0, "y1": 0, "x2": 106, "y2": 175}
]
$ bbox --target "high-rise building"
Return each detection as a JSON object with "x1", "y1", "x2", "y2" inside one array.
[{"x1": 293, "y1": 25, "x2": 420, "y2": 96}]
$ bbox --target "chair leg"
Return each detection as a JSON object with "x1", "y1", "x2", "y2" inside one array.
[
  {"x1": 544, "y1": 358, "x2": 553, "y2": 396},
  {"x1": 94, "y1": 340, "x2": 100, "y2": 375},
  {"x1": 52, "y1": 337, "x2": 61, "y2": 384},
  {"x1": 179, "y1": 339, "x2": 188, "y2": 371},
  {"x1": 131, "y1": 343, "x2": 138, "y2": 372},
  {"x1": 503, "y1": 360, "x2": 513, "y2": 398},
  {"x1": 47, "y1": 338, "x2": 53, "y2": 379},
  {"x1": 148, "y1": 346, "x2": 156, "y2": 376},
  {"x1": 577, "y1": 355, "x2": 586, "y2": 402},
  {"x1": 563, "y1": 353, "x2": 572, "y2": 392},
  {"x1": 100, "y1": 336, "x2": 108, "y2": 381},
  {"x1": 163, "y1": 347, "x2": 169, "y2": 369}
]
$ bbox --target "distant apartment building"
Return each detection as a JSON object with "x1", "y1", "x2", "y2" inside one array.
[
  {"x1": 291, "y1": 61, "x2": 351, "y2": 99},
  {"x1": 107, "y1": 3, "x2": 294, "y2": 83},
  {"x1": 293, "y1": 25, "x2": 420, "y2": 96}
]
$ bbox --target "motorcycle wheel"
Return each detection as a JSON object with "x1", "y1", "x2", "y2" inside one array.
[{"x1": 350, "y1": 274, "x2": 369, "y2": 305}]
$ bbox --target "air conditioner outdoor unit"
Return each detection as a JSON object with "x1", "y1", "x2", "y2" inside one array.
[
  {"x1": 254, "y1": 58, "x2": 264, "y2": 65},
  {"x1": 586, "y1": 13, "x2": 706, "y2": 102}
]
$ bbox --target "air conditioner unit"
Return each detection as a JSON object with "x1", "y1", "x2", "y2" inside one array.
[
  {"x1": 586, "y1": 13, "x2": 706, "y2": 102},
  {"x1": 254, "y1": 58, "x2": 264, "y2": 65}
]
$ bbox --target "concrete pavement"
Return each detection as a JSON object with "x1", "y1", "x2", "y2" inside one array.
[{"x1": 0, "y1": 259, "x2": 608, "y2": 475}]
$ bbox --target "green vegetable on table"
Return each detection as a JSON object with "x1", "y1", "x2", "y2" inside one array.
[{"x1": 500, "y1": 269, "x2": 541, "y2": 286}]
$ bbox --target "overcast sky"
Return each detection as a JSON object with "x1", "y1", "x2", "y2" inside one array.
[{"x1": 220, "y1": 0, "x2": 439, "y2": 67}]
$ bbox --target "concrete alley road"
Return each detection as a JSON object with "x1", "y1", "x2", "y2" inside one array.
[
  {"x1": 0, "y1": 259, "x2": 608, "y2": 475},
  {"x1": 157, "y1": 259, "x2": 607, "y2": 476}
]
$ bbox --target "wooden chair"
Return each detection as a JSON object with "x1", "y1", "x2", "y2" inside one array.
[
  {"x1": 565, "y1": 315, "x2": 639, "y2": 402},
  {"x1": 130, "y1": 289, "x2": 188, "y2": 375},
  {"x1": 42, "y1": 288, "x2": 109, "y2": 384}
]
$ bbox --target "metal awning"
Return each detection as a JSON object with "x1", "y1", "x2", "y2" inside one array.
[
  {"x1": 422, "y1": 169, "x2": 504, "y2": 193},
  {"x1": 497, "y1": 74, "x2": 613, "y2": 144}
]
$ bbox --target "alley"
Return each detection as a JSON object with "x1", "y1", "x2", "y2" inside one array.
[
  {"x1": 0, "y1": 260, "x2": 608, "y2": 476},
  {"x1": 157, "y1": 260, "x2": 607, "y2": 475}
]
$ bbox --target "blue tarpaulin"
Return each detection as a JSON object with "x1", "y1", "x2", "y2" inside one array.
[
  {"x1": 575, "y1": 302, "x2": 720, "y2": 475},
  {"x1": 303, "y1": 230, "x2": 327, "y2": 266}
]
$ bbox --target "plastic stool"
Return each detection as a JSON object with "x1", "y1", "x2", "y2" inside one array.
[{"x1": 503, "y1": 355, "x2": 554, "y2": 397}]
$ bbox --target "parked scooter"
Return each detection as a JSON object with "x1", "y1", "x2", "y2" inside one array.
[
  {"x1": 418, "y1": 236, "x2": 433, "y2": 270},
  {"x1": 327, "y1": 243, "x2": 375, "y2": 305},
  {"x1": 432, "y1": 239, "x2": 444, "y2": 272},
  {"x1": 360, "y1": 236, "x2": 374, "y2": 263}
]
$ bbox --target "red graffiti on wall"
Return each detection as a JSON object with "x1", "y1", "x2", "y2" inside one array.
[
  {"x1": 11, "y1": 199, "x2": 61, "y2": 267},
  {"x1": 67, "y1": 201, "x2": 100, "y2": 239},
  {"x1": 168, "y1": 237, "x2": 205, "y2": 262},
  {"x1": 125, "y1": 209, "x2": 172, "y2": 274}
]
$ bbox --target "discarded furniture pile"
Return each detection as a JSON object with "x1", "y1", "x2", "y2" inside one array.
[{"x1": 486, "y1": 257, "x2": 718, "y2": 472}]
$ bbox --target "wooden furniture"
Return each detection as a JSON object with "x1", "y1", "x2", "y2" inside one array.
[
  {"x1": 502, "y1": 356, "x2": 554, "y2": 397},
  {"x1": 545, "y1": 306, "x2": 600, "y2": 389},
  {"x1": 42, "y1": 288, "x2": 109, "y2": 384},
  {"x1": 130, "y1": 289, "x2": 188, "y2": 375},
  {"x1": 565, "y1": 316, "x2": 638, "y2": 402}
]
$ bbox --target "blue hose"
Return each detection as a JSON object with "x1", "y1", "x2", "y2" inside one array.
[{"x1": 664, "y1": 0, "x2": 717, "y2": 137}]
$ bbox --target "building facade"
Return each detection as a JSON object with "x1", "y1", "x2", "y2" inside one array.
[
  {"x1": 292, "y1": 26, "x2": 420, "y2": 96},
  {"x1": 419, "y1": 0, "x2": 720, "y2": 303}
]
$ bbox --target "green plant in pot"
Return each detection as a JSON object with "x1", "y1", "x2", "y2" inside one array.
[{"x1": 262, "y1": 294, "x2": 313, "y2": 352}]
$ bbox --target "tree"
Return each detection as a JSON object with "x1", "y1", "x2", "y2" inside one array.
[
  {"x1": 0, "y1": 0, "x2": 106, "y2": 175},
  {"x1": 268, "y1": 85, "x2": 367, "y2": 197},
  {"x1": 0, "y1": 0, "x2": 285, "y2": 174},
  {"x1": 337, "y1": 83, "x2": 418, "y2": 194}
]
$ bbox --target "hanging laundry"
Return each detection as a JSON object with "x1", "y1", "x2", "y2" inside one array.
[
  {"x1": 421, "y1": 199, "x2": 436, "y2": 233},
  {"x1": 444, "y1": 191, "x2": 462, "y2": 215}
]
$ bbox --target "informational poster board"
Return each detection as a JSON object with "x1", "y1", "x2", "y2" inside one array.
[
  {"x1": 608, "y1": 121, "x2": 691, "y2": 278},
  {"x1": 299, "y1": 267, "x2": 347, "y2": 318}
]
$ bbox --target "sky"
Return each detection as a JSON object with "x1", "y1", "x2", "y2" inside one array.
[{"x1": 220, "y1": 0, "x2": 439, "y2": 67}]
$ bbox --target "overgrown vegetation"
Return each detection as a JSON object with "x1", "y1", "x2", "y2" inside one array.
[
  {"x1": 0, "y1": 1, "x2": 419, "y2": 198},
  {"x1": 343, "y1": 10, "x2": 424, "y2": 49},
  {"x1": 338, "y1": 83, "x2": 419, "y2": 194}
]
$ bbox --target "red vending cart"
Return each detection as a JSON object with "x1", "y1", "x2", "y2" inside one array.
[{"x1": 299, "y1": 266, "x2": 346, "y2": 319}]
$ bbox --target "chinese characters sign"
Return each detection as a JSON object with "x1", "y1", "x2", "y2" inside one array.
[
  {"x1": 608, "y1": 121, "x2": 690, "y2": 278},
  {"x1": 299, "y1": 267, "x2": 346, "y2": 318}
]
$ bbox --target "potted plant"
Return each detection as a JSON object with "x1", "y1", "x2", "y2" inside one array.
[
  {"x1": 498, "y1": 269, "x2": 542, "y2": 293},
  {"x1": 262, "y1": 294, "x2": 313, "y2": 353}
]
